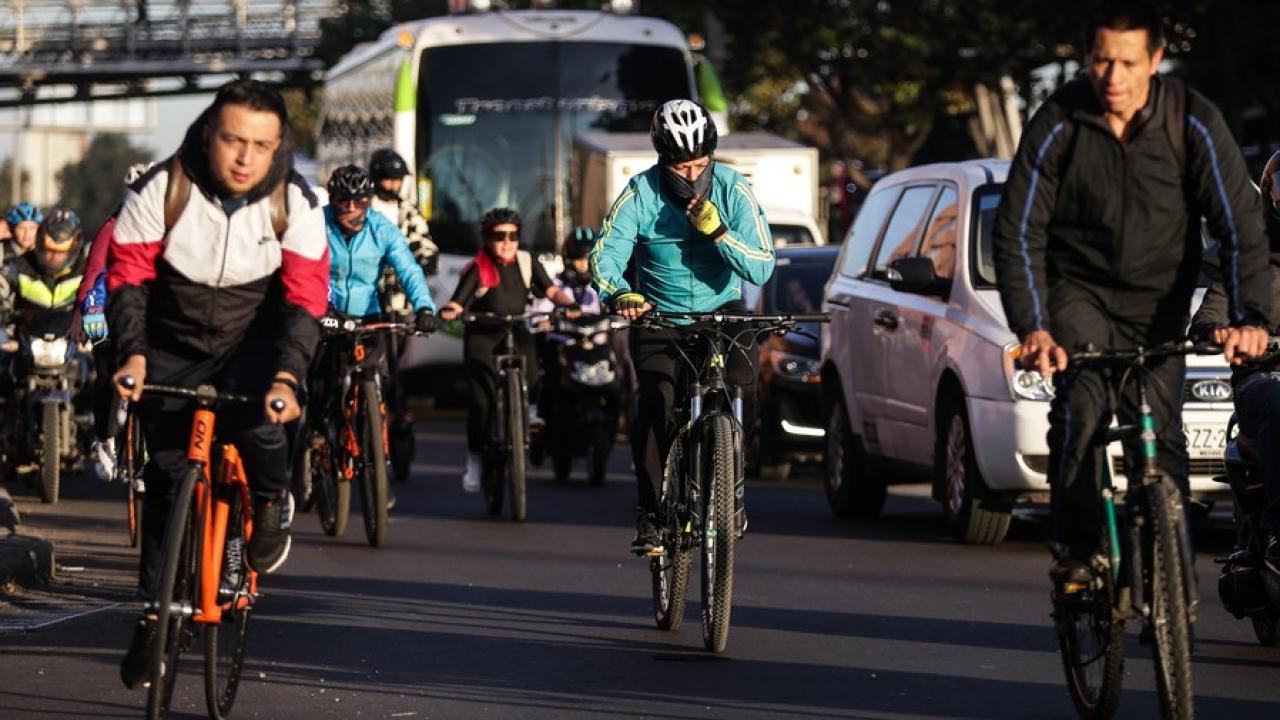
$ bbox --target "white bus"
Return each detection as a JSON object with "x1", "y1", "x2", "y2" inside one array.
[{"x1": 317, "y1": 6, "x2": 714, "y2": 375}]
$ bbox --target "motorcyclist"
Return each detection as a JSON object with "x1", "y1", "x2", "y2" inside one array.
[
  {"x1": 591, "y1": 98, "x2": 776, "y2": 553},
  {"x1": 438, "y1": 208, "x2": 577, "y2": 492},
  {"x1": 0, "y1": 208, "x2": 87, "y2": 342},
  {"x1": 1190, "y1": 149, "x2": 1280, "y2": 571},
  {"x1": 5, "y1": 202, "x2": 44, "y2": 261}
]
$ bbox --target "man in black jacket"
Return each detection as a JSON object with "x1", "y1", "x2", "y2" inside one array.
[
  {"x1": 992, "y1": 1, "x2": 1271, "y2": 583},
  {"x1": 1190, "y1": 150, "x2": 1280, "y2": 569}
]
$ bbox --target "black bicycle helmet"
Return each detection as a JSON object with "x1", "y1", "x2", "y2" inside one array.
[
  {"x1": 650, "y1": 99, "x2": 718, "y2": 165},
  {"x1": 480, "y1": 207, "x2": 522, "y2": 235},
  {"x1": 563, "y1": 226, "x2": 596, "y2": 260},
  {"x1": 34, "y1": 208, "x2": 83, "y2": 274},
  {"x1": 327, "y1": 164, "x2": 374, "y2": 200},
  {"x1": 369, "y1": 148, "x2": 410, "y2": 183}
]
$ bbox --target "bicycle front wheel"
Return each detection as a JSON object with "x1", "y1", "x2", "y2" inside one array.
[
  {"x1": 700, "y1": 414, "x2": 736, "y2": 653},
  {"x1": 122, "y1": 408, "x2": 145, "y2": 548},
  {"x1": 358, "y1": 380, "x2": 390, "y2": 547},
  {"x1": 1148, "y1": 478, "x2": 1195, "y2": 719},
  {"x1": 1054, "y1": 551, "x2": 1125, "y2": 718},
  {"x1": 652, "y1": 434, "x2": 691, "y2": 631},
  {"x1": 506, "y1": 369, "x2": 527, "y2": 522},
  {"x1": 147, "y1": 464, "x2": 201, "y2": 720},
  {"x1": 204, "y1": 486, "x2": 251, "y2": 720}
]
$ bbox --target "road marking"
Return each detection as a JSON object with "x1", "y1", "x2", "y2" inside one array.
[
  {"x1": 0, "y1": 591, "x2": 121, "y2": 632},
  {"x1": 410, "y1": 462, "x2": 632, "y2": 482}
]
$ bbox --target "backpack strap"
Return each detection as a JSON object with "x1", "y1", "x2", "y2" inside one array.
[
  {"x1": 516, "y1": 250, "x2": 533, "y2": 294},
  {"x1": 162, "y1": 154, "x2": 191, "y2": 235},
  {"x1": 1162, "y1": 76, "x2": 1188, "y2": 173},
  {"x1": 269, "y1": 179, "x2": 289, "y2": 241}
]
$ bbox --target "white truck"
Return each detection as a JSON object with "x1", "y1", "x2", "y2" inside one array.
[{"x1": 572, "y1": 131, "x2": 825, "y2": 245}]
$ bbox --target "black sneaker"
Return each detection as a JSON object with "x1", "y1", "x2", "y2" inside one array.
[
  {"x1": 120, "y1": 615, "x2": 157, "y2": 689},
  {"x1": 1049, "y1": 558, "x2": 1094, "y2": 588},
  {"x1": 631, "y1": 512, "x2": 661, "y2": 556},
  {"x1": 248, "y1": 492, "x2": 294, "y2": 574}
]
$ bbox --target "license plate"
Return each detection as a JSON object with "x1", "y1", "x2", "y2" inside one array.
[{"x1": 1184, "y1": 423, "x2": 1227, "y2": 459}]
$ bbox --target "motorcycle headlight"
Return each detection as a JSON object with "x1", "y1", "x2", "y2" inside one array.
[
  {"x1": 572, "y1": 360, "x2": 615, "y2": 387},
  {"x1": 31, "y1": 338, "x2": 69, "y2": 370},
  {"x1": 1003, "y1": 341, "x2": 1054, "y2": 401},
  {"x1": 769, "y1": 350, "x2": 821, "y2": 383}
]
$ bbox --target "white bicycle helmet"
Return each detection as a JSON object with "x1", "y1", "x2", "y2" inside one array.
[{"x1": 650, "y1": 99, "x2": 718, "y2": 165}]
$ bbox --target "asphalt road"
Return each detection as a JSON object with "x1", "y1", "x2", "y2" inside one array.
[{"x1": 1, "y1": 418, "x2": 1278, "y2": 719}]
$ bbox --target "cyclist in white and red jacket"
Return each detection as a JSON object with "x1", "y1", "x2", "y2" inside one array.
[{"x1": 110, "y1": 79, "x2": 329, "y2": 690}]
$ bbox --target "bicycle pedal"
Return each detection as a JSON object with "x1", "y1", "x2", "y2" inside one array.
[{"x1": 645, "y1": 546, "x2": 666, "y2": 558}]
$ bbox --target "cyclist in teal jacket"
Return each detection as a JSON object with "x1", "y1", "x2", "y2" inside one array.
[{"x1": 592, "y1": 99, "x2": 775, "y2": 553}]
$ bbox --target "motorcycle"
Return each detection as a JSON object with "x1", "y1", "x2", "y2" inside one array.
[
  {"x1": 540, "y1": 314, "x2": 627, "y2": 486},
  {"x1": 4, "y1": 332, "x2": 88, "y2": 503},
  {"x1": 1216, "y1": 414, "x2": 1280, "y2": 646}
]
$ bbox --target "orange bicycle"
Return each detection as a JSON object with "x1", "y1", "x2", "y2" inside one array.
[{"x1": 123, "y1": 379, "x2": 281, "y2": 720}]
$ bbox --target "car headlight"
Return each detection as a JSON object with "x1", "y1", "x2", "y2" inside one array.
[
  {"x1": 1003, "y1": 341, "x2": 1054, "y2": 401},
  {"x1": 770, "y1": 350, "x2": 821, "y2": 383},
  {"x1": 31, "y1": 338, "x2": 69, "y2": 370}
]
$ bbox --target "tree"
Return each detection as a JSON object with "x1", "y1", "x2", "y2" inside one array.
[{"x1": 56, "y1": 134, "x2": 154, "y2": 232}]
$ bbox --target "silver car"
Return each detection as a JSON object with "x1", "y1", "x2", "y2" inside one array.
[{"x1": 820, "y1": 159, "x2": 1231, "y2": 544}]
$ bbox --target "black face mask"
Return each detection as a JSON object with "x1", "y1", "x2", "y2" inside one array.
[{"x1": 661, "y1": 161, "x2": 714, "y2": 207}]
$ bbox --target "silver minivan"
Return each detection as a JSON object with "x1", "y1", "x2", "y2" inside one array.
[{"x1": 820, "y1": 159, "x2": 1232, "y2": 544}]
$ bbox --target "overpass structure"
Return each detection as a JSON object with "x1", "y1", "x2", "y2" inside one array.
[{"x1": 0, "y1": 0, "x2": 342, "y2": 107}]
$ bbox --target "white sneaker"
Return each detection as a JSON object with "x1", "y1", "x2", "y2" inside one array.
[
  {"x1": 91, "y1": 439, "x2": 116, "y2": 482},
  {"x1": 527, "y1": 406, "x2": 545, "y2": 428},
  {"x1": 462, "y1": 453, "x2": 482, "y2": 493}
]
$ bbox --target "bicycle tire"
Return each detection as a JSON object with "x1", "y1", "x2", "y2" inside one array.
[
  {"x1": 700, "y1": 413, "x2": 736, "y2": 653},
  {"x1": 359, "y1": 379, "x2": 389, "y2": 547},
  {"x1": 1149, "y1": 478, "x2": 1195, "y2": 720},
  {"x1": 652, "y1": 434, "x2": 691, "y2": 631},
  {"x1": 39, "y1": 400, "x2": 60, "y2": 504},
  {"x1": 123, "y1": 410, "x2": 144, "y2": 548},
  {"x1": 507, "y1": 370, "x2": 527, "y2": 522},
  {"x1": 312, "y1": 428, "x2": 350, "y2": 537},
  {"x1": 1054, "y1": 543, "x2": 1125, "y2": 718},
  {"x1": 204, "y1": 486, "x2": 251, "y2": 720},
  {"x1": 146, "y1": 464, "x2": 200, "y2": 720}
]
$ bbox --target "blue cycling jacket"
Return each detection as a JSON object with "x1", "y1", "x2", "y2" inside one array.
[
  {"x1": 591, "y1": 162, "x2": 774, "y2": 312},
  {"x1": 324, "y1": 206, "x2": 436, "y2": 316}
]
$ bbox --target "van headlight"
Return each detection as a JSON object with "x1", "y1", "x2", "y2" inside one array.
[{"x1": 1003, "y1": 342, "x2": 1054, "y2": 401}]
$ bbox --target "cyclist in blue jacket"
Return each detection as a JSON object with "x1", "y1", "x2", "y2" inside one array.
[{"x1": 591, "y1": 99, "x2": 775, "y2": 553}]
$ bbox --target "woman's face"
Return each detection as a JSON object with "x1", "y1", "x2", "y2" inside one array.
[{"x1": 485, "y1": 222, "x2": 519, "y2": 262}]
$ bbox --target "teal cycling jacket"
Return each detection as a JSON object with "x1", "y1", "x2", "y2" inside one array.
[
  {"x1": 591, "y1": 162, "x2": 775, "y2": 312},
  {"x1": 325, "y1": 206, "x2": 436, "y2": 316}
]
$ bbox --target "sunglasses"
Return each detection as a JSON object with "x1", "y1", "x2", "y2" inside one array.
[
  {"x1": 486, "y1": 230, "x2": 520, "y2": 242},
  {"x1": 333, "y1": 195, "x2": 371, "y2": 210}
]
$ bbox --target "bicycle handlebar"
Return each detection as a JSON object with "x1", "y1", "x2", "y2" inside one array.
[
  {"x1": 460, "y1": 311, "x2": 553, "y2": 324},
  {"x1": 1068, "y1": 339, "x2": 1223, "y2": 364},
  {"x1": 119, "y1": 376, "x2": 285, "y2": 411},
  {"x1": 320, "y1": 316, "x2": 421, "y2": 336},
  {"x1": 636, "y1": 310, "x2": 831, "y2": 328}
]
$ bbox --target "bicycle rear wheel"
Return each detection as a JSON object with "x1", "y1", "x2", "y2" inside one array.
[
  {"x1": 700, "y1": 414, "x2": 737, "y2": 653},
  {"x1": 1148, "y1": 478, "x2": 1195, "y2": 720},
  {"x1": 204, "y1": 486, "x2": 252, "y2": 720},
  {"x1": 652, "y1": 434, "x2": 691, "y2": 631},
  {"x1": 358, "y1": 380, "x2": 389, "y2": 547},
  {"x1": 147, "y1": 464, "x2": 200, "y2": 720},
  {"x1": 1054, "y1": 551, "x2": 1125, "y2": 717},
  {"x1": 506, "y1": 370, "x2": 527, "y2": 522}
]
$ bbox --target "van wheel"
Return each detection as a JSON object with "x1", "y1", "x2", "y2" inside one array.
[
  {"x1": 938, "y1": 397, "x2": 1011, "y2": 544},
  {"x1": 824, "y1": 396, "x2": 886, "y2": 519}
]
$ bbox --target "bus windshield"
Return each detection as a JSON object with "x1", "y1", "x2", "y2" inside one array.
[{"x1": 417, "y1": 41, "x2": 692, "y2": 255}]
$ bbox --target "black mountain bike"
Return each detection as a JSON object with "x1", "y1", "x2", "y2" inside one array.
[
  {"x1": 462, "y1": 311, "x2": 548, "y2": 522},
  {"x1": 294, "y1": 316, "x2": 420, "y2": 547},
  {"x1": 1052, "y1": 339, "x2": 1210, "y2": 720},
  {"x1": 639, "y1": 310, "x2": 828, "y2": 653}
]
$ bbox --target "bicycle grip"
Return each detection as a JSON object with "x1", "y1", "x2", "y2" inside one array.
[
  {"x1": 120, "y1": 375, "x2": 136, "y2": 389},
  {"x1": 269, "y1": 399, "x2": 286, "y2": 413}
]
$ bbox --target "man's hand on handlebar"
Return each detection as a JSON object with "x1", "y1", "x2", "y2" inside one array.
[
  {"x1": 113, "y1": 355, "x2": 147, "y2": 401},
  {"x1": 439, "y1": 302, "x2": 463, "y2": 322},
  {"x1": 612, "y1": 292, "x2": 651, "y2": 321},
  {"x1": 1211, "y1": 325, "x2": 1269, "y2": 366},
  {"x1": 265, "y1": 373, "x2": 301, "y2": 424},
  {"x1": 1019, "y1": 329, "x2": 1068, "y2": 377}
]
